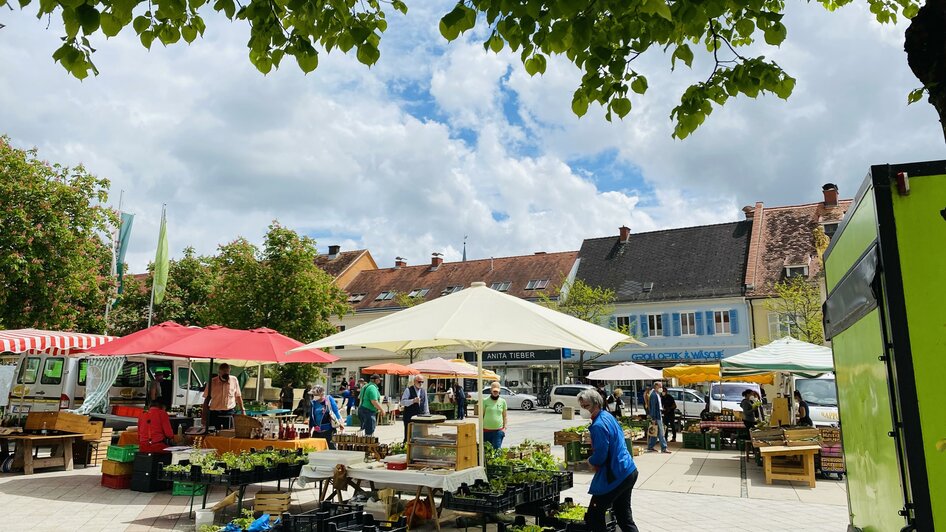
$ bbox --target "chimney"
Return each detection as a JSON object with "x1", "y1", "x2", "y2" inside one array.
[
  {"x1": 822, "y1": 183, "x2": 839, "y2": 206},
  {"x1": 619, "y1": 226, "x2": 631, "y2": 243},
  {"x1": 742, "y1": 206, "x2": 755, "y2": 219},
  {"x1": 395, "y1": 257, "x2": 406, "y2": 268},
  {"x1": 327, "y1": 245, "x2": 340, "y2": 259},
  {"x1": 430, "y1": 252, "x2": 444, "y2": 270}
]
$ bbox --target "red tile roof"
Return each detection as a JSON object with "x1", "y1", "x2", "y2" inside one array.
[
  {"x1": 344, "y1": 251, "x2": 579, "y2": 310},
  {"x1": 745, "y1": 199, "x2": 852, "y2": 298},
  {"x1": 315, "y1": 250, "x2": 369, "y2": 279}
]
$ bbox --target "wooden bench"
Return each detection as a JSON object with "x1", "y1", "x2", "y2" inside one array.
[
  {"x1": 0, "y1": 434, "x2": 83, "y2": 475},
  {"x1": 759, "y1": 444, "x2": 819, "y2": 488}
]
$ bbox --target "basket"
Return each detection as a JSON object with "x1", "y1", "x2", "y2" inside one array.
[
  {"x1": 101, "y1": 473, "x2": 132, "y2": 489},
  {"x1": 233, "y1": 415, "x2": 263, "y2": 439},
  {"x1": 106, "y1": 445, "x2": 139, "y2": 463},
  {"x1": 172, "y1": 482, "x2": 207, "y2": 496}
]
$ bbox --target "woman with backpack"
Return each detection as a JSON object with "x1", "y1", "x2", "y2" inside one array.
[{"x1": 310, "y1": 385, "x2": 344, "y2": 449}]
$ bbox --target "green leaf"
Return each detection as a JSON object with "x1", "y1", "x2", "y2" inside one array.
[
  {"x1": 76, "y1": 4, "x2": 100, "y2": 35},
  {"x1": 643, "y1": 0, "x2": 672, "y2": 21},
  {"x1": 62, "y1": 8, "x2": 80, "y2": 38},
  {"x1": 132, "y1": 15, "x2": 150, "y2": 35},
  {"x1": 631, "y1": 76, "x2": 648, "y2": 95},
  {"x1": 907, "y1": 87, "x2": 925, "y2": 105},
  {"x1": 140, "y1": 30, "x2": 155, "y2": 49},
  {"x1": 439, "y1": 4, "x2": 467, "y2": 41},
  {"x1": 101, "y1": 13, "x2": 122, "y2": 37},
  {"x1": 214, "y1": 0, "x2": 236, "y2": 19},
  {"x1": 763, "y1": 22, "x2": 787, "y2": 45},
  {"x1": 296, "y1": 48, "x2": 319, "y2": 73},
  {"x1": 734, "y1": 18, "x2": 754, "y2": 38},
  {"x1": 773, "y1": 76, "x2": 795, "y2": 99},
  {"x1": 524, "y1": 56, "x2": 540, "y2": 76},
  {"x1": 671, "y1": 44, "x2": 694, "y2": 69},
  {"x1": 356, "y1": 43, "x2": 380, "y2": 66},
  {"x1": 571, "y1": 93, "x2": 589, "y2": 117},
  {"x1": 611, "y1": 97, "x2": 632, "y2": 118},
  {"x1": 488, "y1": 35, "x2": 504, "y2": 53},
  {"x1": 903, "y1": 3, "x2": 919, "y2": 18},
  {"x1": 182, "y1": 24, "x2": 198, "y2": 43}
]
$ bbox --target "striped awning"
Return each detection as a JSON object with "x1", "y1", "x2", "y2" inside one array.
[{"x1": 0, "y1": 329, "x2": 116, "y2": 355}]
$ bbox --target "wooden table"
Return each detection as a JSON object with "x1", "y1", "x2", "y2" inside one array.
[
  {"x1": 201, "y1": 435, "x2": 328, "y2": 453},
  {"x1": 0, "y1": 434, "x2": 83, "y2": 475},
  {"x1": 759, "y1": 444, "x2": 819, "y2": 488}
]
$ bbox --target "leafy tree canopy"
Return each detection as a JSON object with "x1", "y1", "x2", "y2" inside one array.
[
  {"x1": 540, "y1": 278, "x2": 617, "y2": 378},
  {"x1": 765, "y1": 275, "x2": 825, "y2": 344},
  {"x1": 0, "y1": 136, "x2": 116, "y2": 332},
  {"x1": 7, "y1": 0, "x2": 944, "y2": 140}
]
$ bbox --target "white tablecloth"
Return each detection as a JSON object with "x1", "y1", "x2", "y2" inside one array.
[{"x1": 299, "y1": 463, "x2": 486, "y2": 493}]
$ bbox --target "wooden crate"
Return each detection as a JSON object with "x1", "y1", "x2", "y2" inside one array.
[
  {"x1": 25, "y1": 411, "x2": 92, "y2": 434},
  {"x1": 83, "y1": 421, "x2": 104, "y2": 442},
  {"x1": 554, "y1": 431, "x2": 581, "y2": 446},
  {"x1": 253, "y1": 491, "x2": 291, "y2": 516}
]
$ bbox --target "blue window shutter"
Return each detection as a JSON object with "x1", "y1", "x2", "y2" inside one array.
[
  {"x1": 608, "y1": 315, "x2": 617, "y2": 330},
  {"x1": 662, "y1": 313, "x2": 671, "y2": 336},
  {"x1": 628, "y1": 315, "x2": 638, "y2": 336},
  {"x1": 730, "y1": 309, "x2": 739, "y2": 334},
  {"x1": 695, "y1": 312, "x2": 703, "y2": 336},
  {"x1": 639, "y1": 315, "x2": 648, "y2": 337},
  {"x1": 672, "y1": 313, "x2": 681, "y2": 336},
  {"x1": 705, "y1": 311, "x2": 715, "y2": 335}
]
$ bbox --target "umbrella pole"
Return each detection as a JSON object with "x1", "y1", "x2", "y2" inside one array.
[
  {"x1": 185, "y1": 359, "x2": 192, "y2": 414},
  {"x1": 477, "y1": 350, "x2": 485, "y2": 468},
  {"x1": 256, "y1": 363, "x2": 263, "y2": 402}
]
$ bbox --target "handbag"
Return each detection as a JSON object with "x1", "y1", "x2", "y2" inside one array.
[{"x1": 647, "y1": 422, "x2": 658, "y2": 438}]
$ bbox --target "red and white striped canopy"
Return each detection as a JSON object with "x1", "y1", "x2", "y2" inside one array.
[{"x1": 0, "y1": 329, "x2": 116, "y2": 355}]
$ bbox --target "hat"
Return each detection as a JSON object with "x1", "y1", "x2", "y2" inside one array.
[
  {"x1": 359, "y1": 378, "x2": 366, "y2": 382},
  {"x1": 370, "y1": 374, "x2": 382, "y2": 381}
]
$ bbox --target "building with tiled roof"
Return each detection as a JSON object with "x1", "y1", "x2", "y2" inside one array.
[
  {"x1": 744, "y1": 184, "x2": 852, "y2": 346},
  {"x1": 314, "y1": 246, "x2": 377, "y2": 289},
  {"x1": 576, "y1": 224, "x2": 753, "y2": 369},
  {"x1": 324, "y1": 251, "x2": 580, "y2": 396}
]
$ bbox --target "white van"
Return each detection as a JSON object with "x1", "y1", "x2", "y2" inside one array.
[
  {"x1": 793, "y1": 373, "x2": 839, "y2": 427},
  {"x1": 708, "y1": 382, "x2": 761, "y2": 414},
  {"x1": 9, "y1": 354, "x2": 205, "y2": 414}
]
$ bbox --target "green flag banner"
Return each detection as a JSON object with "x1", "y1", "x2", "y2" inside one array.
[
  {"x1": 116, "y1": 212, "x2": 135, "y2": 296},
  {"x1": 153, "y1": 209, "x2": 169, "y2": 304}
]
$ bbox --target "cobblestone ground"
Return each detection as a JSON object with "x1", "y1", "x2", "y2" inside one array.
[{"x1": 0, "y1": 410, "x2": 849, "y2": 531}]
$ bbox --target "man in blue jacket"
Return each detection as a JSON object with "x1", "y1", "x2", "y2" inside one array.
[
  {"x1": 578, "y1": 389, "x2": 639, "y2": 532},
  {"x1": 646, "y1": 380, "x2": 670, "y2": 453}
]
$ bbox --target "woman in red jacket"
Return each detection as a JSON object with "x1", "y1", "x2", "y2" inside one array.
[{"x1": 138, "y1": 402, "x2": 175, "y2": 452}]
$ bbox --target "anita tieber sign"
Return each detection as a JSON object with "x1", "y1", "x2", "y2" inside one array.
[{"x1": 463, "y1": 349, "x2": 561, "y2": 363}]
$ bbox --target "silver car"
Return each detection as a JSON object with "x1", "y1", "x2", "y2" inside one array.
[{"x1": 468, "y1": 386, "x2": 538, "y2": 410}]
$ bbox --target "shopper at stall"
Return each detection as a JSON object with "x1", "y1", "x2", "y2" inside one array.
[
  {"x1": 646, "y1": 381, "x2": 670, "y2": 453},
  {"x1": 358, "y1": 374, "x2": 385, "y2": 436},
  {"x1": 400, "y1": 375, "x2": 430, "y2": 443},
  {"x1": 661, "y1": 387, "x2": 678, "y2": 442},
  {"x1": 606, "y1": 388, "x2": 625, "y2": 418},
  {"x1": 280, "y1": 381, "x2": 295, "y2": 411},
  {"x1": 577, "y1": 389, "x2": 640, "y2": 532},
  {"x1": 310, "y1": 385, "x2": 344, "y2": 449},
  {"x1": 296, "y1": 383, "x2": 314, "y2": 420},
  {"x1": 201, "y1": 363, "x2": 245, "y2": 431},
  {"x1": 452, "y1": 380, "x2": 467, "y2": 420},
  {"x1": 339, "y1": 382, "x2": 354, "y2": 416},
  {"x1": 138, "y1": 402, "x2": 176, "y2": 453},
  {"x1": 483, "y1": 381, "x2": 508, "y2": 449},
  {"x1": 740, "y1": 389, "x2": 757, "y2": 432},
  {"x1": 642, "y1": 384, "x2": 652, "y2": 412},
  {"x1": 794, "y1": 390, "x2": 813, "y2": 426}
]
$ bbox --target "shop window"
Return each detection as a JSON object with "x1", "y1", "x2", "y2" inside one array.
[
  {"x1": 647, "y1": 314, "x2": 663, "y2": 337},
  {"x1": 680, "y1": 312, "x2": 697, "y2": 336},
  {"x1": 714, "y1": 311, "x2": 732, "y2": 334},
  {"x1": 40, "y1": 357, "x2": 64, "y2": 385},
  {"x1": 17, "y1": 357, "x2": 40, "y2": 384}
]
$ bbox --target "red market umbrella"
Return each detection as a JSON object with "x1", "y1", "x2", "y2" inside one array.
[
  {"x1": 160, "y1": 325, "x2": 338, "y2": 364},
  {"x1": 83, "y1": 321, "x2": 201, "y2": 356},
  {"x1": 361, "y1": 363, "x2": 420, "y2": 376}
]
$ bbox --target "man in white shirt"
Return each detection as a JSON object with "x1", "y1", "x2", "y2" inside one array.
[{"x1": 400, "y1": 375, "x2": 430, "y2": 443}]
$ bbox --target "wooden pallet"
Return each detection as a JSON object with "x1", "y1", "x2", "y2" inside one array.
[{"x1": 254, "y1": 491, "x2": 290, "y2": 519}]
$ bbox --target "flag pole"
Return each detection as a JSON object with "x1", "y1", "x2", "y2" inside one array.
[
  {"x1": 104, "y1": 190, "x2": 124, "y2": 334},
  {"x1": 147, "y1": 204, "x2": 166, "y2": 328}
]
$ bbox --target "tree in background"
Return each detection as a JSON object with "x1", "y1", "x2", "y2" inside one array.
[
  {"x1": 205, "y1": 222, "x2": 351, "y2": 387},
  {"x1": 8, "y1": 0, "x2": 945, "y2": 141},
  {"x1": 0, "y1": 136, "x2": 116, "y2": 332},
  {"x1": 107, "y1": 247, "x2": 214, "y2": 335},
  {"x1": 540, "y1": 279, "x2": 617, "y2": 379},
  {"x1": 765, "y1": 275, "x2": 825, "y2": 344}
]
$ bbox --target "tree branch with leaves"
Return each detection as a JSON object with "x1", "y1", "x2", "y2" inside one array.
[{"x1": 539, "y1": 279, "x2": 617, "y2": 378}]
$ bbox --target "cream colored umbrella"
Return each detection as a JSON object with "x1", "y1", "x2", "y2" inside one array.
[{"x1": 288, "y1": 281, "x2": 643, "y2": 466}]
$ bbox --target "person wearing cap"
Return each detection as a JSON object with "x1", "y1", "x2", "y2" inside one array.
[
  {"x1": 358, "y1": 374, "x2": 385, "y2": 435},
  {"x1": 400, "y1": 375, "x2": 430, "y2": 443}
]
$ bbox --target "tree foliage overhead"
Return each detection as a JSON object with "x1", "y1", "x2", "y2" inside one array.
[
  {"x1": 0, "y1": 136, "x2": 116, "y2": 333},
  {"x1": 9, "y1": 0, "x2": 945, "y2": 140},
  {"x1": 764, "y1": 275, "x2": 825, "y2": 344}
]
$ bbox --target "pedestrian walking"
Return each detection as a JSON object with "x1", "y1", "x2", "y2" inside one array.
[
  {"x1": 295, "y1": 384, "x2": 313, "y2": 421},
  {"x1": 280, "y1": 381, "x2": 295, "y2": 411},
  {"x1": 452, "y1": 380, "x2": 466, "y2": 420},
  {"x1": 340, "y1": 382, "x2": 354, "y2": 416},
  {"x1": 661, "y1": 388, "x2": 678, "y2": 442},
  {"x1": 358, "y1": 374, "x2": 384, "y2": 436},
  {"x1": 577, "y1": 389, "x2": 640, "y2": 532},
  {"x1": 400, "y1": 375, "x2": 430, "y2": 443},
  {"x1": 606, "y1": 388, "x2": 625, "y2": 418},
  {"x1": 646, "y1": 381, "x2": 670, "y2": 453},
  {"x1": 483, "y1": 381, "x2": 508, "y2": 449},
  {"x1": 642, "y1": 385, "x2": 652, "y2": 413},
  {"x1": 310, "y1": 385, "x2": 343, "y2": 449}
]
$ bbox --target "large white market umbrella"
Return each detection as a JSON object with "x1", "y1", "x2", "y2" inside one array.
[
  {"x1": 587, "y1": 361, "x2": 663, "y2": 381},
  {"x1": 288, "y1": 281, "x2": 643, "y2": 466},
  {"x1": 720, "y1": 336, "x2": 834, "y2": 378}
]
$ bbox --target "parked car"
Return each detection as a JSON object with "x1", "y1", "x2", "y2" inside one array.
[
  {"x1": 467, "y1": 386, "x2": 538, "y2": 410},
  {"x1": 548, "y1": 384, "x2": 596, "y2": 414},
  {"x1": 665, "y1": 387, "x2": 707, "y2": 418},
  {"x1": 707, "y1": 382, "x2": 761, "y2": 413}
]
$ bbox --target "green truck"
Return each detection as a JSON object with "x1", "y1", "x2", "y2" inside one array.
[{"x1": 823, "y1": 160, "x2": 946, "y2": 531}]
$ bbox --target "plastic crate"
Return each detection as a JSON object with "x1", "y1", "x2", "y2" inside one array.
[
  {"x1": 172, "y1": 482, "x2": 206, "y2": 496},
  {"x1": 564, "y1": 442, "x2": 592, "y2": 462},
  {"x1": 106, "y1": 445, "x2": 139, "y2": 463},
  {"x1": 101, "y1": 473, "x2": 131, "y2": 490},
  {"x1": 704, "y1": 434, "x2": 721, "y2": 451},
  {"x1": 682, "y1": 432, "x2": 704, "y2": 449},
  {"x1": 552, "y1": 470, "x2": 574, "y2": 491},
  {"x1": 286, "y1": 501, "x2": 364, "y2": 532},
  {"x1": 330, "y1": 514, "x2": 406, "y2": 532},
  {"x1": 442, "y1": 490, "x2": 517, "y2": 513}
]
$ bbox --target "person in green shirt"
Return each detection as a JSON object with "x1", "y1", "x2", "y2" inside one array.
[
  {"x1": 358, "y1": 374, "x2": 384, "y2": 435},
  {"x1": 483, "y1": 381, "x2": 508, "y2": 449}
]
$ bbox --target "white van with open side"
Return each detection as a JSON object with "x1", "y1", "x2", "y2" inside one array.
[
  {"x1": 793, "y1": 373, "x2": 839, "y2": 427},
  {"x1": 707, "y1": 382, "x2": 761, "y2": 414}
]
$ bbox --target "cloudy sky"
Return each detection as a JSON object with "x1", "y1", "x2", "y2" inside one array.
[{"x1": 1, "y1": 2, "x2": 943, "y2": 272}]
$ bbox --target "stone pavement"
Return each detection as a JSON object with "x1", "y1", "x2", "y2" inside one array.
[{"x1": 0, "y1": 410, "x2": 850, "y2": 531}]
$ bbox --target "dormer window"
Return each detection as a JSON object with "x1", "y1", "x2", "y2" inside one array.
[
  {"x1": 375, "y1": 290, "x2": 397, "y2": 301},
  {"x1": 490, "y1": 281, "x2": 512, "y2": 292},
  {"x1": 407, "y1": 288, "x2": 430, "y2": 298},
  {"x1": 441, "y1": 286, "x2": 462, "y2": 295},
  {"x1": 822, "y1": 222, "x2": 839, "y2": 238},
  {"x1": 525, "y1": 279, "x2": 549, "y2": 290},
  {"x1": 348, "y1": 293, "x2": 366, "y2": 303},
  {"x1": 785, "y1": 265, "x2": 809, "y2": 278}
]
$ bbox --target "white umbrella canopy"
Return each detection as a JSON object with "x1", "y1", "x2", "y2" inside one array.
[
  {"x1": 720, "y1": 336, "x2": 834, "y2": 378},
  {"x1": 587, "y1": 361, "x2": 663, "y2": 381},
  {"x1": 289, "y1": 281, "x2": 643, "y2": 465}
]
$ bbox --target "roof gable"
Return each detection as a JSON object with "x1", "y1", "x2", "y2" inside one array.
[{"x1": 315, "y1": 250, "x2": 368, "y2": 279}]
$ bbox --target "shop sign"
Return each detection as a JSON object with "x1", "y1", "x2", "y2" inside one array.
[
  {"x1": 629, "y1": 349, "x2": 725, "y2": 362},
  {"x1": 462, "y1": 349, "x2": 561, "y2": 363}
]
